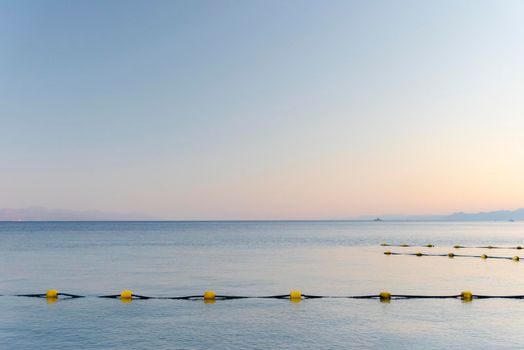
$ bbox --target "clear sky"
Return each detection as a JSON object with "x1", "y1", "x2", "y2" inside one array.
[{"x1": 1, "y1": 0, "x2": 524, "y2": 220}]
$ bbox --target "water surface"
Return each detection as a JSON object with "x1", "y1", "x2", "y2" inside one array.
[{"x1": 1, "y1": 221, "x2": 524, "y2": 349}]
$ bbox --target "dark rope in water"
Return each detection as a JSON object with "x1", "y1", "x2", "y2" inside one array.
[
  {"x1": 383, "y1": 251, "x2": 520, "y2": 260},
  {"x1": 10, "y1": 293, "x2": 524, "y2": 300},
  {"x1": 380, "y1": 243, "x2": 524, "y2": 249},
  {"x1": 17, "y1": 293, "x2": 84, "y2": 299}
]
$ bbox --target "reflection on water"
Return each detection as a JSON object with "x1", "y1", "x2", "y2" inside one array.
[{"x1": 1, "y1": 221, "x2": 524, "y2": 349}]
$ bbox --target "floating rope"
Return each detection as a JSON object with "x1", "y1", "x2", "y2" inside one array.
[
  {"x1": 380, "y1": 243, "x2": 524, "y2": 249},
  {"x1": 381, "y1": 243, "x2": 435, "y2": 248},
  {"x1": 9, "y1": 289, "x2": 524, "y2": 302},
  {"x1": 17, "y1": 291, "x2": 84, "y2": 299},
  {"x1": 383, "y1": 251, "x2": 520, "y2": 261}
]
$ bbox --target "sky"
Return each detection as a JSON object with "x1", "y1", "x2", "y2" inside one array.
[{"x1": 1, "y1": 0, "x2": 524, "y2": 220}]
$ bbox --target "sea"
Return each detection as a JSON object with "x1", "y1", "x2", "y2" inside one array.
[{"x1": 1, "y1": 221, "x2": 524, "y2": 349}]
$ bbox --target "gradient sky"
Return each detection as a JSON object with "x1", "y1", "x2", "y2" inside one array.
[{"x1": 1, "y1": 0, "x2": 524, "y2": 220}]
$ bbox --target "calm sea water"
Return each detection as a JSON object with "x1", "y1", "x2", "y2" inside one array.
[{"x1": 2, "y1": 221, "x2": 524, "y2": 349}]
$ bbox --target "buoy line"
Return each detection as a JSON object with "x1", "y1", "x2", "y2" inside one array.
[
  {"x1": 383, "y1": 251, "x2": 520, "y2": 260},
  {"x1": 380, "y1": 243, "x2": 524, "y2": 249},
  {"x1": 8, "y1": 290, "x2": 524, "y2": 302}
]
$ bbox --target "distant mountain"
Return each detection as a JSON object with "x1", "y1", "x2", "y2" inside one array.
[
  {"x1": 361, "y1": 208, "x2": 524, "y2": 221},
  {"x1": 0, "y1": 207, "x2": 157, "y2": 221},
  {"x1": 443, "y1": 209, "x2": 524, "y2": 221},
  {"x1": 3, "y1": 206, "x2": 523, "y2": 221}
]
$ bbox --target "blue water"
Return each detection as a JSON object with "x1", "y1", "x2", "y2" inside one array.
[{"x1": 2, "y1": 221, "x2": 524, "y2": 349}]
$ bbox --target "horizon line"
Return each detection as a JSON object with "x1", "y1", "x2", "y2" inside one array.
[{"x1": 0, "y1": 219, "x2": 520, "y2": 223}]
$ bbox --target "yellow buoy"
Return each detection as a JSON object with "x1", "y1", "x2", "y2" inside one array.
[
  {"x1": 120, "y1": 290, "x2": 133, "y2": 300},
  {"x1": 415, "y1": 252, "x2": 422, "y2": 256},
  {"x1": 481, "y1": 254, "x2": 488, "y2": 259},
  {"x1": 425, "y1": 244, "x2": 434, "y2": 248},
  {"x1": 203, "y1": 291, "x2": 216, "y2": 301},
  {"x1": 461, "y1": 291, "x2": 473, "y2": 301},
  {"x1": 290, "y1": 290, "x2": 302, "y2": 301},
  {"x1": 513, "y1": 256, "x2": 520, "y2": 261},
  {"x1": 46, "y1": 289, "x2": 58, "y2": 298},
  {"x1": 380, "y1": 243, "x2": 388, "y2": 246},
  {"x1": 384, "y1": 251, "x2": 392, "y2": 255},
  {"x1": 379, "y1": 291, "x2": 391, "y2": 302},
  {"x1": 454, "y1": 245, "x2": 462, "y2": 249},
  {"x1": 400, "y1": 244, "x2": 409, "y2": 247},
  {"x1": 45, "y1": 289, "x2": 58, "y2": 299},
  {"x1": 448, "y1": 252, "x2": 454, "y2": 258}
]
